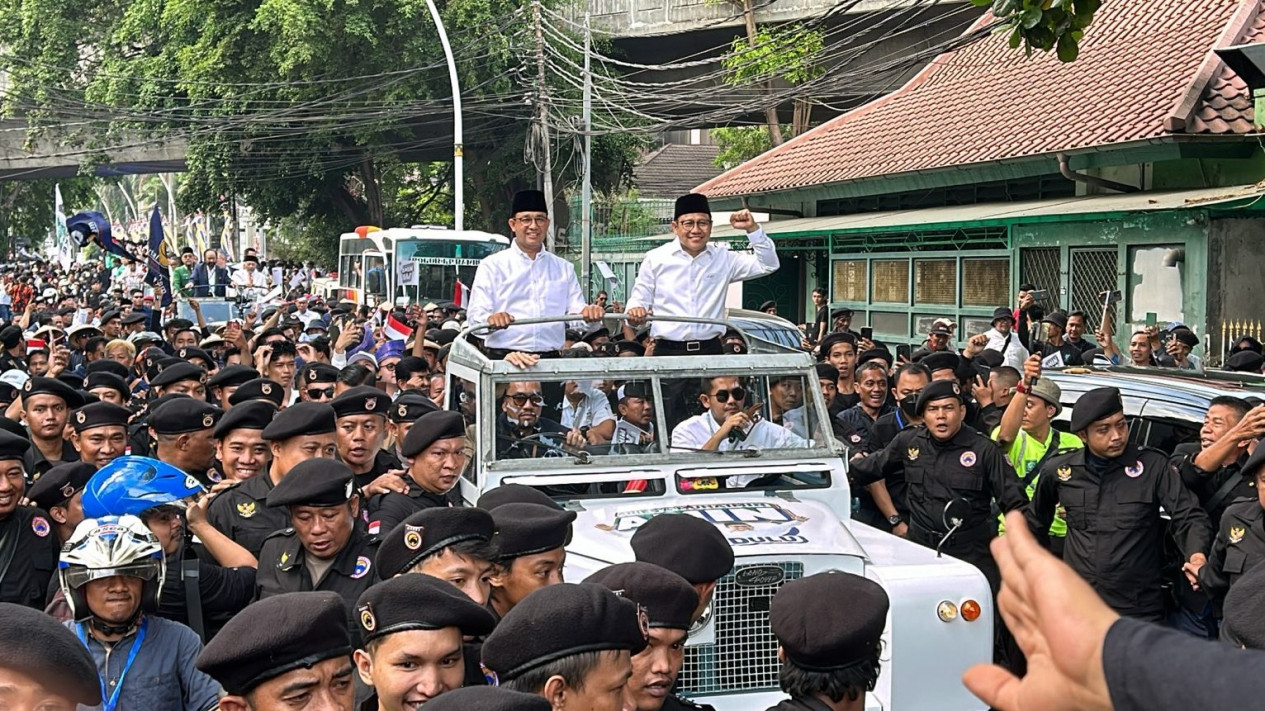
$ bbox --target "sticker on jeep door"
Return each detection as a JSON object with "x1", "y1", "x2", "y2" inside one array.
[{"x1": 595, "y1": 502, "x2": 810, "y2": 533}]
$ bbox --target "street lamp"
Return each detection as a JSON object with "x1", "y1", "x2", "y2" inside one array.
[{"x1": 423, "y1": 0, "x2": 464, "y2": 231}]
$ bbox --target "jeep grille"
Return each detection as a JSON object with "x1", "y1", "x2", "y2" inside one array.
[{"x1": 679, "y1": 561, "x2": 803, "y2": 694}]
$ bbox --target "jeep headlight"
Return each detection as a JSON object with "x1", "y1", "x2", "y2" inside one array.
[{"x1": 689, "y1": 603, "x2": 714, "y2": 636}]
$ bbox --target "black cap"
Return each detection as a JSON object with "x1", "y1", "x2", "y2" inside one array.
[
  {"x1": 26, "y1": 462, "x2": 96, "y2": 510},
  {"x1": 0, "y1": 325, "x2": 22, "y2": 348},
  {"x1": 914, "y1": 380, "x2": 963, "y2": 415},
  {"x1": 149, "y1": 361, "x2": 206, "y2": 389},
  {"x1": 974, "y1": 349, "x2": 1005, "y2": 369},
  {"x1": 770, "y1": 572, "x2": 889, "y2": 671},
  {"x1": 618, "y1": 381, "x2": 651, "y2": 402},
  {"x1": 213, "y1": 400, "x2": 276, "y2": 439},
  {"x1": 1224, "y1": 559, "x2": 1265, "y2": 648},
  {"x1": 991, "y1": 307, "x2": 1015, "y2": 323},
  {"x1": 376, "y1": 507, "x2": 496, "y2": 579},
  {"x1": 69, "y1": 402, "x2": 131, "y2": 433},
  {"x1": 22, "y1": 376, "x2": 85, "y2": 408},
  {"x1": 612, "y1": 340, "x2": 646, "y2": 357},
  {"x1": 56, "y1": 373, "x2": 85, "y2": 391},
  {"x1": 1226, "y1": 350, "x2": 1265, "y2": 373},
  {"x1": 1041, "y1": 311, "x2": 1069, "y2": 330},
  {"x1": 356, "y1": 573, "x2": 497, "y2": 643},
  {"x1": 511, "y1": 190, "x2": 548, "y2": 216},
  {"x1": 329, "y1": 385, "x2": 389, "y2": 419},
  {"x1": 581, "y1": 327, "x2": 610, "y2": 345},
  {"x1": 490, "y1": 503, "x2": 576, "y2": 560},
  {"x1": 85, "y1": 372, "x2": 130, "y2": 400},
  {"x1": 814, "y1": 362, "x2": 840, "y2": 383},
  {"x1": 267, "y1": 458, "x2": 356, "y2": 508},
  {"x1": 425, "y1": 687, "x2": 551, "y2": 711},
  {"x1": 176, "y1": 347, "x2": 213, "y2": 365},
  {"x1": 857, "y1": 348, "x2": 892, "y2": 367},
  {"x1": 298, "y1": 363, "x2": 340, "y2": 386},
  {"x1": 759, "y1": 300, "x2": 776, "y2": 312},
  {"x1": 100, "y1": 309, "x2": 122, "y2": 324},
  {"x1": 207, "y1": 364, "x2": 258, "y2": 389},
  {"x1": 478, "y1": 484, "x2": 561, "y2": 511},
  {"x1": 0, "y1": 430, "x2": 29, "y2": 462},
  {"x1": 400, "y1": 411, "x2": 466, "y2": 458},
  {"x1": 673, "y1": 192, "x2": 710, "y2": 219},
  {"x1": 389, "y1": 392, "x2": 440, "y2": 423},
  {"x1": 262, "y1": 401, "x2": 336, "y2": 441},
  {"x1": 482, "y1": 583, "x2": 648, "y2": 681},
  {"x1": 0, "y1": 382, "x2": 16, "y2": 405},
  {"x1": 0, "y1": 602, "x2": 101, "y2": 705},
  {"x1": 196, "y1": 592, "x2": 351, "y2": 695},
  {"x1": 818, "y1": 332, "x2": 856, "y2": 360},
  {"x1": 585, "y1": 562, "x2": 698, "y2": 630},
  {"x1": 919, "y1": 351, "x2": 960, "y2": 375},
  {"x1": 121, "y1": 312, "x2": 147, "y2": 326},
  {"x1": 150, "y1": 398, "x2": 221, "y2": 435},
  {"x1": 228, "y1": 378, "x2": 285, "y2": 408},
  {"x1": 630, "y1": 513, "x2": 734, "y2": 584},
  {"x1": 1069, "y1": 386, "x2": 1124, "y2": 432},
  {"x1": 1243, "y1": 440, "x2": 1265, "y2": 480},
  {"x1": 1172, "y1": 328, "x2": 1199, "y2": 348},
  {"x1": 1235, "y1": 336, "x2": 1264, "y2": 355},
  {"x1": 830, "y1": 308, "x2": 853, "y2": 320}
]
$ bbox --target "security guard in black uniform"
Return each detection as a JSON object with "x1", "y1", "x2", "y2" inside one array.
[
  {"x1": 849, "y1": 380, "x2": 1028, "y2": 592},
  {"x1": 630, "y1": 512, "x2": 734, "y2": 624},
  {"x1": 386, "y1": 392, "x2": 440, "y2": 462},
  {"x1": 150, "y1": 396, "x2": 223, "y2": 487},
  {"x1": 426, "y1": 687, "x2": 550, "y2": 711},
  {"x1": 765, "y1": 571, "x2": 889, "y2": 711},
  {"x1": 126, "y1": 392, "x2": 189, "y2": 458},
  {"x1": 1199, "y1": 445, "x2": 1265, "y2": 601},
  {"x1": 367, "y1": 411, "x2": 465, "y2": 535},
  {"x1": 331, "y1": 385, "x2": 400, "y2": 491},
  {"x1": 228, "y1": 377, "x2": 287, "y2": 409},
  {"x1": 206, "y1": 401, "x2": 338, "y2": 556},
  {"x1": 25, "y1": 460, "x2": 95, "y2": 544},
  {"x1": 1027, "y1": 387, "x2": 1211, "y2": 621},
  {"x1": 0, "y1": 430, "x2": 60, "y2": 608},
  {"x1": 148, "y1": 360, "x2": 208, "y2": 398},
  {"x1": 256, "y1": 457, "x2": 380, "y2": 638},
  {"x1": 586, "y1": 562, "x2": 711, "y2": 711},
  {"x1": 0, "y1": 602, "x2": 102, "y2": 708},
  {"x1": 20, "y1": 376, "x2": 83, "y2": 483},
  {"x1": 206, "y1": 363, "x2": 258, "y2": 409}
]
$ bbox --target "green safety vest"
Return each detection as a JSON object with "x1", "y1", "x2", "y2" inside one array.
[{"x1": 992, "y1": 425, "x2": 1083, "y2": 537}]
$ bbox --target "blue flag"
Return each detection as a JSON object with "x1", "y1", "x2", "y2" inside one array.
[
  {"x1": 144, "y1": 206, "x2": 174, "y2": 307},
  {"x1": 66, "y1": 211, "x2": 138, "y2": 262}
]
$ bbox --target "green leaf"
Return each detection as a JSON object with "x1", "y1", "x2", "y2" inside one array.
[
  {"x1": 1020, "y1": 7, "x2": 1044, "y2": 29},
  {"x1": 1056, "y1": 33, "x2": 1080, "y2": 62},
  {"x1": 1009, "y1": 27, "x2": 1024, "y2": 49}
]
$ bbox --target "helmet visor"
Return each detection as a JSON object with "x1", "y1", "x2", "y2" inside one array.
[{"x1": 61, "y1": 561, "x2": 161, "y2": 591}]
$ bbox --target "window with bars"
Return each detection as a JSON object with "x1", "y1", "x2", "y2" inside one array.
[
  {"x1": 914, "y1": 259, "x2": 957, "y2": 305},
  {"x1": 962, "y1": 258, "x2": 1010, "y2": 307},
  {"x1": 832, "y1": 260, "x2": 867, "y2": 302},
  {"x1": 871, "y1": 260, "x2": 909, "y2": 303}
]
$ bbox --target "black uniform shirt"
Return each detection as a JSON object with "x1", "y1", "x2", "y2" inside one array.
[
  {"x1": 157, "y1": 542, "x2": 256, "y2": 638},
  {"x1": 1027, "y1": 445, "x2": 1211, "y2": 618},
  {"x1": 366, "y1": 483, "x2": 451, "y2": 536},
  {"x1": 850, "y1": 425, "x2": 1028, "y2": 538},
  {"x1": 1198, "y1": 498, "x2": 1265, "y2": 600},
  {"x1": 1170, "y1": 442, "x2": 1253, "y2": 528},
  {"x1": 0, "y1": 506, "x2": 60, "y2": 609},
  {"x1": 352, "y1": 449, "x2": 402, "y2": 491},
  {"x1": 206, "y1": 471, "x2": 289, "y2": 557},
  {"x1": 23, "y1": 439, "x2": 80, "y2": 484},
  {"x1": 255, "y1": 525, "x2": 380, "y2": 638}
]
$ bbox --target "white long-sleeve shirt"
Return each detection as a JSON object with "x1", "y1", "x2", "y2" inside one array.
[
  {"x1": 670, "y1": 411, "x2": 807, "y2": 486},
  {"x1": 625, "y1": 228, "x2": 779, "y2": 341},
  {"x1": 466, "y1": 240, "x2": 585, "y2": 352},
  {"x1": 984, "y1": 327, "x2": 1030, "y2": 370}
]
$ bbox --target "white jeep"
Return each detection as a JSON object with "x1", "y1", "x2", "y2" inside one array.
[{"x1": 447, "y1": 316, "x2": 992, "y2": 711}]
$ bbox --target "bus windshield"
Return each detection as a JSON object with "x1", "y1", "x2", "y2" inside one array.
[
  {"x1": 336, "y1": 232, "x2": 507, "y2": 307},
  {"x1": 394, "y1": 238, "x2": 505, "y2": 306}
]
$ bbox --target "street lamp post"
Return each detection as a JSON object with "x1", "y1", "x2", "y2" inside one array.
[{"x1": 423, "y1": 0, "x2": 464, "y2": 231}]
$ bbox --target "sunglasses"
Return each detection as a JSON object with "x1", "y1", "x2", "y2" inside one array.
[
  {"x1": 712, "y1": 387, "x2": 747, "y2": 403},
  {"x1": 509, "y1": 393, "x2": 545, "y2": 406},
  {"x1": 307, "y1": 387, "x2": 335, "y2": 399}
]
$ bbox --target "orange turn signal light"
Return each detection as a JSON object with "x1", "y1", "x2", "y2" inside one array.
[{"x1": 961, "y1": 599, "x2": 982, "y2": 622}]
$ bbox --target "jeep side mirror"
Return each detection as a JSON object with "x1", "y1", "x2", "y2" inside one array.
[{"x1": 937, "y1": 498, "x2": 972, "y2": 558}]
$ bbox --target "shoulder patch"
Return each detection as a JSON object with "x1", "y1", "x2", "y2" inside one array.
[
  {"x1": 31, "y1": 516, "x2": 50, "y2": 538},
  {"x1": 351, "y1": 556, "x2": 372, "y2": 579}
]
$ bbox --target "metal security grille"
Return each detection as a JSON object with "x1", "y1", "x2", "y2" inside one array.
[
  {"x1": 914, "y1": 259, "x2": 957, "y2": 305},
  {"x1": 1069, "y1": 249, "x2": 1118, "y2": 329},
  {"x1": 832, "y1": 260, "x2": 867, "y2": 302},
  {"x1": 679, "y1": 562, "x2": 804, "y2": 694},
  {"x1": 1019, "y1": 247, "x2": 1060, "y2": 299},
  {"x1": 962, "y1": 258, "x2": 1011, "y2": 307}
]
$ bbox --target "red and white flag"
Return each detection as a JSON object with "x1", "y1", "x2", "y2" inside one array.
[
  {"x1": 453, "y1": 278, "x2": 470, "y2": 308},
  {"x1": 383, "y1": 313, "x2": 413, "y2": 341}
]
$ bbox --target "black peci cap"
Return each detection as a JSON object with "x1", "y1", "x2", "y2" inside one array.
[
  {"x1": 584, "y1": 562, "x2": 698, "y2": 630},
  {"x1": 0, "y1": 602, "x2": 101, "y2": 705},
  {"x1": 511, "y1": 190, "x2": 549, "y2": 216},
  {"x1": 914, "y1": 380, "x2": 963, "y2": 416},
  {"x1": 356, "y1": 573, "x2": 497, "y2": 643},
  {"x1": 213, "y1": 400, "x2": 276, "y2": 439},
  {"x1": 478, "y1": 483, "x2": 561, "y2": 511},
  {"x1": 69, "y1": 402, "x2": 131, "y2": 433},
  {"x1": 207, "y1": 364, "x2": 258, "y2": 389},
  {"x1": 482, "y1": 583, "x2": 647, "y2": 681},
  {"x1": 630, "y1": 513, "x2": 734, "y2": 584},
  {"x1": 0, "y1": 430, "x2": 29, "y2": 462},
  {"x1": 376, "y1": 507, "x2": 496, "y2": 579},
  {"x1": 262, "y1": 401, "x2": 336, "y2": 441},
  {"x1": 400, "y1": 411, "x2": 466, "y2": 458},
  {"x1": 22, "y1": 376, "x2": 84, "y2": 408},
  {"x1": 1069, "y1": 386, "x2": 1124, "y2": 433},
  {"x1": 150, "y1": 398, "x2": 221, "y2": 435},
  {"x1": 329, "y1": 385, "x2": 389, "y2": 419},
  {"x1": 196, "y1": 592, "x2": 352, "y2": 695},
  {"x1": 149, "y1": 361, "x2": 207, "y2": 389},
  {"x1": 228, "y1": 378, "x2": 285, "y2": 408},
  {"x1": 425, "y1": 687, "x2": 551, "y2": 711},
  {"x1": 673, "y1": 192, "x2": 710, "y2": 219},
  {"x1": 489, "y1": 503, "x2": 576, "y2": 561},
  {"x1": 26, "y1": 462, "x2": 96, "y2": 510},
  {"x1": 56, "y1": 373, "x2": 85, "y2": 391},
  {"x1": 770, "y1": 572, "x2": 889, "y2": 671},
  {"x1": 389, "y1": 392, "x2": 440, "y2": 423},
  {"x1": 266, "y1": 458, "x2": 356, "y2": 508}
]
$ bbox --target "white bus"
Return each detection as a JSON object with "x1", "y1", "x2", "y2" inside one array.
[{"x1": 336, "y1": 227, "x2": 509, "y2": 307}]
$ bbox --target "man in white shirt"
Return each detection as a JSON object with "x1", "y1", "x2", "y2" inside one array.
[
  {"x1": 231, "y1": 255, "x2": 270, "y2": 303},
  {"x1": 625, "y1": 193, "x2": 779, "y2": 355},
  {"x1": 466, "y1": 190, "x2": 603, "y2": 367},
  {"x1": 559, "y1": 379, "x2": 615, "y2": 444},
  {"x1": 983, "y1": 306, "x2": 1029, "y2": 370}
]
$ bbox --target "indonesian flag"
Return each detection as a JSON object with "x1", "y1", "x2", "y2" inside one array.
[
  {"x1": 383, "y1": 313, "x2": 413, "y2": 341},
  {"x1": 453, "y1": 278, "x2": 470, "y2": 308}
]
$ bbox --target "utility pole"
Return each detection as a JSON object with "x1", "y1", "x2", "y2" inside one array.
[
  {"x1": 423, "y1": 0, "x2": 464, "y2": 231},
  {"x1": 580, "y1": 6, "x2": 592, "y2": 298},
  {"x1": 532, "y1": 0, "x2": 556, "y2": 252}
]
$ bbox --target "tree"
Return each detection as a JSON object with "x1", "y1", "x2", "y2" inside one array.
[
  {"x1": 0, "y1": 177, "x2": 99, "y2": 252},
  {"x1": 975, "y1": 0, "x2": 1101, "y2": 63}
]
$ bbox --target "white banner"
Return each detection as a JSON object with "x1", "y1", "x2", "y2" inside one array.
[{"x1": 54, "y1": 184, "x2": 72, "y2": 271}]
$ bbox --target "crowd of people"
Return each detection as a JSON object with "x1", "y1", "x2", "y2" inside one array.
[{"x1": 0, "y1": 187, "x2": 1262, "y2": 711}]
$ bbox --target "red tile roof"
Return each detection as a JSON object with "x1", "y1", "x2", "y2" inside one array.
[{"x1": 699, "y1": 0, "x2": 1265, "y2": 198}]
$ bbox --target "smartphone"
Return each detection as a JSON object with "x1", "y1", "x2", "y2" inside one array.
[
  {"x1": 860, "y1": 327, "x2": 873, "y2": 340},
  {"x1": 896, "y1": 344, "x2": 912, "y2": 362},
  {"x1": 1028, "y1": 289, "x2": 1050, "y2": 301},
  {"x1": 1100, "y1": 290, "x2": 1122, "y2": 305},
  {"x1": 1145, "y1": 312, "x2": 1158, "y2": 328}
]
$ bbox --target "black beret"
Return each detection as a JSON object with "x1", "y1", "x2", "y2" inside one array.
[
  {"x1": 0, "y1": 382, "x2": 17, "y2": 404},
  {"x1": 298, "y1": 362, "x2": 340, "y2": 386},
  {"x1": 376, "y1": 507, "x2": 496, "y2": 579},
  {"x1": 585, "y1": 562, "x2": 698, "y2": 630},
  {"x1": 329, "y1": 385, "x2": 389, "y2": 419},
  {"x1": 919, "y1": 351, "x2": 961, "y2": 375},
  {"x1": 196, "y1": 592, "x2": 352, "y2": 695},
  {"x1": 56, "y1": 373, "x2": 85, "y2": 391},
  {"x1": 478, "y1": 484, "x2": 561, "y2": 511},
  {"x1": 85, "y1": 372, "x2": 130, "y2": 400},
  {"x1": 1172, "y1": 328, "x2": 1199, "y2": 348},
  {"x1": 228, "y1": 378, "x2": 285, "y2": 408},
  {"x1": 213, "y1": 400, "x2": 276, "y2": 438},
  {"x1": 581, "y1": 327, "x2": 610, "y2": 344},
  {"x1": 389, "y1": 392, "x2": 440, "y2": 423},
  {"x1": 915, "y1": 379, "x2": 963, "y2": 415},
  {"x1": 1244, "y1": 443, "x2": 1265, "y2": 480},
  {"x1": 26, "y1": 461, "x2": 96, "y2": 510},
  {"x1": 814, "y1": 362, "x2": 840, "y2": 383},
  {"x1": 121, "y1": 311, "x2": 147, "y2": 326},
  {"x1": 0, "y1": 325, "x2": 22, "y2": 348},
  {"x1": 482, "y1": 583, "x2": 647, "y2": 681},
  {"x1": 400, "y1": 411, "x2": 466, "y2": 458},
  {"x1": 165, "y1": 318, "x2": 194, "y2": 332},
  {"x1": 424, "y1": 687, "x2": 551, "y2": 711},
  {"x1": 0, "y1": 430, "x2": 29, "y2": 462},
  {"x1": 356, "y1": 573, "x2": 497, "y2": 643},
  {"x1": 857, "y1": 347, "x2": 893, "y2": 366},
  {"x1": 22, "y1": 376, "x2": 84, "y2": 408},
  {"x1": 176, "y1": 347, "x2": 213, "y2": 365},
  {"x1": 630, "y1": 513, "x2": 734, "y2": 584},
  {"x1": 490, "y1": 503, "x2": 576, "y2": 560},
  {"x1": 207, "y1": 364, "x2": 258, "y2": 389},
  {"x1": 70, "y1": 401, "x2": 132, "y2": 433},
  {"x1": 1227, "y1": 350, "x2": 1265, "y2": 373},
  {"x1": 0, "y1": 602, "x2": 101, "y2": 705},
  {"x1": 149, "y1": 361, "x2": 206, "y2": 388},
  {"x1": 150, "y1": 398, "x2": 221, "y2": 435},
  {"x1": 974, "y1": 349, "x2": 1005, "y2": 369},
  {"x1": 262, "y1": 401, "x2": 336, "y2": 441},
  {"x1": 100, "y1": 308, "x2": 122, "y2": 324},
  {"x1": 770, "y1": 572, "x2": 889, "y2": 671},
  {"x1": 511, "y1": 189, "x2": 549, "y2": 216},
  {"x1": 143, "y1": 392, "x2": 189, "y2": 418},
  {"x1": 1224, "y1": 559, "x2": 1265, "y2": 649},
  {"x1": 612, "y1": 340, "x2": 645, "y2": 357},
  {"x1": 1070, "y1": 386, "x2": 1124, "y2": 432},
  {"x1": 673, "y1": 192, "x2": 710, "y2": 219},
  {"x1": 267, "y1": 458, "x2": 356, "y2": 508},
  {"x1": 830, "y1": 308, "x2": 853, "y2": 320},
  {"x1": 818, "y1": 332, "x2": 856, "y2": 359}
]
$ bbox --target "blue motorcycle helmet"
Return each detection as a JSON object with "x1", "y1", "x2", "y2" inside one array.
[{"x1": 81, "y1": 456, "x2": 206, "y2": 518}]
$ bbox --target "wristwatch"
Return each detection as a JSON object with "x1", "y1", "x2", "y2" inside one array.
[{"x1": 887, "y1": 514, "x2": 903, "y2": 526}]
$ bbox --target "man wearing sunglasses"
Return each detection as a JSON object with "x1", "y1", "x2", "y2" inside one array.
[{"x1": 496, "y1": 380, "x2": 569, "y2": 459}]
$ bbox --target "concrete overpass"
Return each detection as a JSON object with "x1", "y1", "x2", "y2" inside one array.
[{"x1": 0, "y1": 120, "x2": 189, "y2": 180}]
